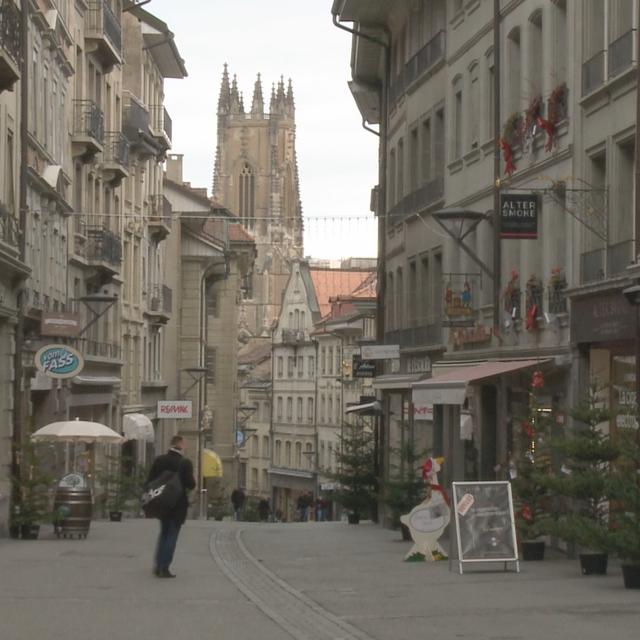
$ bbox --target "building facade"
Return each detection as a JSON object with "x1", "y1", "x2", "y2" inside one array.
[{"x1": 333, "y1": 0, "x2": 639, "y2": 512}]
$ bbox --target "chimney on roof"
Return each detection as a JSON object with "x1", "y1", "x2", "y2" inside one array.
[{"x1": 165, "y1": 154, "x2": 183, "y2": 183}]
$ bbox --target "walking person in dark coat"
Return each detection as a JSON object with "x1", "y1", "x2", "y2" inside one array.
[
  {"x1": 147, "y1": 435, "x2": 196, "y2": 578},
  {"x1": 231, "y1": 487, "x2": 245, "y2": 521}
]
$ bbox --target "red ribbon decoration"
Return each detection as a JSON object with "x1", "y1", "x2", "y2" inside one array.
[
  {"x1": 535, "y1": 115, "x2": 556, "y2": 152},
  {"x1": 526, "y1": 302, "x2": 538, "y2": 332},
  {"x1": 499, "y1": 138, "x2": 516, "y2": 176}
]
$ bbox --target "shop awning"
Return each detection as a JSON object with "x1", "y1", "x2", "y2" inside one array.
[
  {"x1": 412, "y1": 359, "x2": 548, "y2": 406},
  {"x1": 345, "y1": 400, "x2": 381, "y2": 416},
  {"x1": 202, "y1": 448, "x2": 223, "y2": 478},
  {"x1": 373, "y1": 373, "x2": 427, "y2": 390},
  {"x1": 122, "y1": 413, "x2": 155, "y2": 442}
]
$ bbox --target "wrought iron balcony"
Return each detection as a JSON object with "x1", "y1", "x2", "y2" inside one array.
[
  {"x1": 148, "y1": 194, "x2": 172, "y2": 239},
  {"x1": 147, "y1": 284, "x2": 172, "y2": 320},
  {"x1": 85, "y1": 0, "x2": 122, "y2": 68},
  {"x1": 102, "y1": 131, "x2": 129, "y2": 184},
  {"x1": 123, "y1": 92, "x2": 163, "y2": 158},
  {"x1": 72, "y1": 100, "x2": 104, "y2": 158},
  {"x1": 389, "y1": 30, "x2": 445, "y2": 106},
  {"x1": 86, "y1": 225, "x2": 122, "y2": 270},
  {"x1": 608, "y1": 30, "x2": 634, "y2": 78},
  {"x1": 281, "y1": 329, "x2": 306, "y2": 345},
  {"x1": 582, "y1": 50, "x2": 605, "y2": 95},
  {"x1": 388, "y1": 176, "x2": 444, "y2": 221},
  {"x1": 384, "y1": 324, "x2": 442, "y2": 348},
  {"x1": 83, "y1": 339, "x2": 122, "y2": 360},
  {"x1": 149, "y1": 104, "x2": 172, "y2": 147},
  {"x1": 0, "y1": 0, "x2": 21, "y2": 92},
  {"x1": 0, "y1": 200, "x2": 19, "y2": 249}
]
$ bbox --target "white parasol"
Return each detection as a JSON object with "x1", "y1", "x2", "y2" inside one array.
[{"x1": 31, "y1": 418, "x2": 124, "y2": 444}]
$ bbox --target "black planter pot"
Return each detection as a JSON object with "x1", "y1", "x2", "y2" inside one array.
[
  {"x1": 622, "y1": 564, "x2": 640, "y2": 589},
  {"x1": 109, "y1": 511, "x2": 123, "y2": 522},
  {"x1": 579, "y1": 553, "x2": 608, "y2": 575},
  {"x1": 20, "y1": 524, "x2": 40, "y2": 540},
  {"x1": 400, "y1": 523, "x2": 412, "y2": 541},
  {"x1": 521, "y1": 540, "x2": 545, "y2": 561},
  {"x1": 347, "y1": 513, "x2": 360, "y2": 525},
  {"x1": 9, "y1": 524, "x2": 20, "y2": 539}
]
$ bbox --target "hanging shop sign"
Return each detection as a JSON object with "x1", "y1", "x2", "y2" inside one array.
[
  {"x1": 34, "y1": 344, "x2": 84, "y2": 379},
  {"x1": 41, "y1": 312, "x2": 81, "y2": 337},
  {"x1": 157, "y1": 400, "x2": 193, "y2": 419},
  {"x1": 499, "y1": 193, "x2": 538, "y2": 239},
  {"x1": 352, "y1": 356, "x2": 376, "y2": 378},
  {"x1": 361, "y1": 344, "x2": 400, "y2": 360}
]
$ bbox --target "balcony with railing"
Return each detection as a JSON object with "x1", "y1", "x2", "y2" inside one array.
[
  {"x1": 582, "y1": 50, "x2": 606, "y2": 96},
  {"x1": 102, "y1": 131, "x2": 129, "y2": 183},
  {"x1": 608, "y1": 29, "x2": 634, "y2": 78},
  {"x1": 281, "y1": 329, "x2": 306, "y2": 345},
  {"x1": 389, "y1": 30, "x2": 445, "y2": 106},
  {"x1": 146, "y1": 284, "x2": 172, "y2": 322},
  {"x1": 82, "y1": 339, "x2": 122, "y2": 361},
  {"x1": 148, "y1": 194, "x2": 172, "y2": 239},
  {"x1": 85, "y1": 0, "x2": 122, "y2": 69},
  {"x1": 0, "y1": 200, "x2": 28, "y2": 278},
  {"x1": 86, "y1": 225, "x2": 122, "y2": 276},
  {"x1": 580, "y1": 239, "x2": 634, "y2": 284},
  {"x1": 149, "y1": 104, "x2": 172, "y2": 148},
  {"x1": 388, "y1": 176, "x2": 444, "y2": 221},
  {"x1": 72, "y1": 99, "x2": 104, "y2": 158},
  {"x1": 384, "y1": 323, "x2": 442, "y2": 348},
  {"x1": 0, "y1": 0, "x2": 21, "y2": 92},
  {"x1": 123, "y1": 92, "x2": 162, "y2": 158}
]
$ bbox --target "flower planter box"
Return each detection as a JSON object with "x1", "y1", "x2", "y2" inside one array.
[
  {"x1": 622, "y1": 564, "x2": 640, "y2": 589},
  {"x1": 579, "y1": 553, "x2": 608, "y2": 575},
  {"x1": 521, "y1": 540, "x2": 545, "y2": 561}
]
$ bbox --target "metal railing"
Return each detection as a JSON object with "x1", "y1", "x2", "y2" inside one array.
[
  {"x1": 123, "y1": 92, "x2": 150, "y2": 139},
  {"x1": 83, "y1": 339, "x2": 122, "y2": 360},
  {"x1": 0, "y1": 201, "x2": 19, "y2": 248},
  {"x1": 608, "y1": 238, "x2": 634, "y2": 276},
  {"x1": 86, "y1": 225, "x2": 122, "y2": 266},
  {"x1": 0, "y1": 0, "x2": 21, "y2": 65},
  {"x1": 73, "y1": 99, "x2": 104, "y2": 143},
  {"x1": 384, "y1": 324, "x2": 442, "y2": 348},
  {"x1": 282, "y1": 329, "x2": 305, "y2": 344},
  {"x1": 608, "y1": 29, "x2": 634, "y2": 78},
  {"x1": 103, "y1": 131, "x2": 129, "y2": 166},
  {"x1": 149, "y1": 104, "x2": 172, "y2": 143},
  {"x1": 388, "y1": 176, "x2": 444, "y2": 220},
  {"x1": 86, "y1": 0, "x2": 122, "y2": 53},
  {"x1": 149, "y1": 284, "x2": 172, "y2": 314},
  {"x1": 580, "y1": 240, "x2": 634, "y2": 283},
  {"x1": 547, "y1": 287, "x2": 568, "y2": 314},
  {"x1": 582, "y1": 50, "x2": 605, "y2": 95},
  {"x1": 389, "y1": 30, "x2": 445, "y2": 106},
  {"x1": 149, "y1": 194, "x2": 172, "y2": 229}
]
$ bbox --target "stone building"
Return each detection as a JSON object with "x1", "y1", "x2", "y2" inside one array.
[
  {"x1": 212, "y1": 66, "x2": 303, "y2": 337},
  {"x1": 333, "y1": 0, "x2": 640, "y2": 504}
]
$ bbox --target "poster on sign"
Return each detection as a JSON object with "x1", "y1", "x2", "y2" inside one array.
[{"x1": 450, "y1": 481, "x2": 519, "y2": 574}]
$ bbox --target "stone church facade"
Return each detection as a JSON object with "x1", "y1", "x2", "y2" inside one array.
[{"x1": 213, "y1": 66, "x2": 304, "y2": 338}]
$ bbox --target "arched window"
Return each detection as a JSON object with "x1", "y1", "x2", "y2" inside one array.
[{"x1": 238, "y1": 162, "x2": 255, "y2": 229}]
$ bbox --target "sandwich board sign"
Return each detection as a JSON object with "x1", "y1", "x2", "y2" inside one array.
[{"x1": 450, "y1": 481, "x2": 519, "y2": 575}]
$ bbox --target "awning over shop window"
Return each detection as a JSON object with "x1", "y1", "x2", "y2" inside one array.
[
  {"x1": 202, "y1": 448, "x2": 223, "y2": 478},
  {"x1": 412, "y1": 359, "x2": 549, "y2": 406},
  {"x1": 122, "y1": 413, "x2": 155, "y2": 442},
  {"x1": 345, "y1": 400, "x2": 381, "y2": 416}
]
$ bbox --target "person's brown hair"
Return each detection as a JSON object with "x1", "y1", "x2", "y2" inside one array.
[{"x1": 170, "y1": 435, "x2": 184, "y2": 447}]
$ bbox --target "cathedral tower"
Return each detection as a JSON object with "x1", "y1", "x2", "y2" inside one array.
[{"x1": 213, "y1": 65, "x2": 304, "y2": 336}]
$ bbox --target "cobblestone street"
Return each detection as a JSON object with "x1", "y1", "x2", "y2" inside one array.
[{"x1": 1, "y1": 519, "x2": 639, "y2": 640}]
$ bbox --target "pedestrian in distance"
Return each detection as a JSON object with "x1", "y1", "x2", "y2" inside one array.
[
  {"x1": 258, "y1": 498, "x2": 270, "y2": 522},
  {"x1": 231, "y1": 487, "x2": 246, "y2": 521},
  {"x1": 147, "y1": 435, "x2": 196, "y2": 578}
]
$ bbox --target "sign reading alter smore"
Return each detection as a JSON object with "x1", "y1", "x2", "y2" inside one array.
[
  {"x1": 157, "y1": 400, "x2": 193, "y2": 419},
  {"x1": 35, "y1": 344, "x2": 84, "y2": 379},
  {"x1": 451, "y1": 481, "x2": 519, "y2": 574},
  {"x1": 500, "y1": 193, "x2": 538, "y2": 239}
]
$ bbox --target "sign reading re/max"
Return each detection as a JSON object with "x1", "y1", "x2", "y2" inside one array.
[
  {"x1": 34, "y1": 344, "x2": 84, "y2": 379},
  {"x1": 500, "y1": 193, "x2": 538, "y2": 239},
  {"x1": 157, "y1": 400, "x2": 193, "y2": 419}
]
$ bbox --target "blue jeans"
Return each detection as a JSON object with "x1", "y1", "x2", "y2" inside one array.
[{"x1": 155, "y1": 519, "x2": 181, "y2": 571}]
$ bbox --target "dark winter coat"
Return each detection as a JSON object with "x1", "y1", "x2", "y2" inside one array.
[{"x1": 147, "y1": 449, "x2": 196, "y2": 525}]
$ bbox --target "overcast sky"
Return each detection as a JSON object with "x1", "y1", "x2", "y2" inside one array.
[{"x1": 148, "y1": 0, "x2": 378, "y2": 260}]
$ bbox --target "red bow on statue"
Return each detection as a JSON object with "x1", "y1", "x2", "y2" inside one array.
[
  {"x1": 499, "y1": 138, "x2": 516, "y2": 176},
  {"x1": 535, "y1": 115, "x2": 556, "y2": 152}
]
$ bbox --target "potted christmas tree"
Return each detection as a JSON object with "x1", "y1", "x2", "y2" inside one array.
[
  {"x1": 607, "y1": 424, "x2": 640, "y2": 589},
  {"x1": 328, "y1": 422, "x2": 377, "y2": 524},
  {"x1": 550, "y1": 387, "x2": 618, "y2": 575},
  {"x1": 381, "y1": 441, "x2": 428, "y2": 540},
  {"x1": 511, "y1": 369, "x2": 555, "y2": 560}
]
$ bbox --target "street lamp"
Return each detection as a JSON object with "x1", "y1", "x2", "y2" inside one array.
[{"x1": 181, "y1": 366, "x2": 208, "y2": 518}]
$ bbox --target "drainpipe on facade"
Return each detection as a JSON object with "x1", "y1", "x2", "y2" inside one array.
[{"x1": 492, "y1": 0, "x2": 502, "y2": 337}]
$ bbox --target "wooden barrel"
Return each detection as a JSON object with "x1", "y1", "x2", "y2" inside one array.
[{"x1": 54, "y1": 487, "x2": 93, "y2": 538}]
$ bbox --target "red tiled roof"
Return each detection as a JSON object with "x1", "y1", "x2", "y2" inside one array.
[
  {"x1": 229, "y1": 224, "x2": 255, "y2": 243},
  {"x1": 310, "y1": 269, "x2": 373, "y2": 317}
]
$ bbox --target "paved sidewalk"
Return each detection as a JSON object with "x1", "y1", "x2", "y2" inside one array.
[{"x1": 1, "y1": 519, "x2": 638, "y2": 640}]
